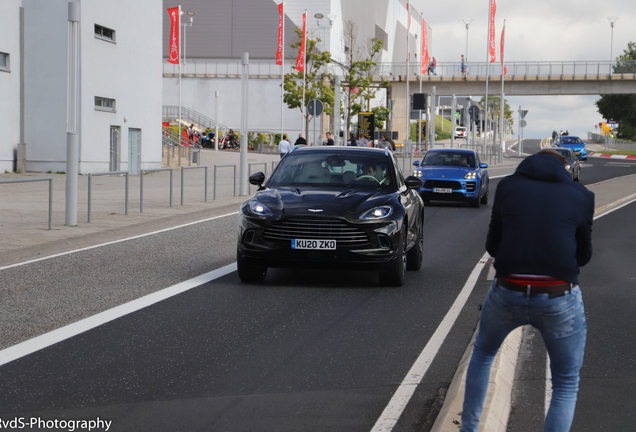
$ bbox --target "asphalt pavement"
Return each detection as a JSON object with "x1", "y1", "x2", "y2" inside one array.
[{"x1": 2, "y1": 141, "x2": 635, "y2": 431}]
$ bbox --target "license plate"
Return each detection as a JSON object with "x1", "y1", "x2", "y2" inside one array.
[
  {"x1": 433, "y1": 188, "x2": 453, "y2": 193},
  {"x1": 575, "y1": 152, "x2": 581, "y2": 156},
  {"x1": 292, "y1": 239, "x2": 336, "y2": 250}
]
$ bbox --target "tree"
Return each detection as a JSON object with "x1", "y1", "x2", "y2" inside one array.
[
  {"x1": 336, "y1": 20, "x2": 391, "y2": 138},
  {"x1": 479, "y1": 96, "x2": 514, "y2": 121},
  {"x1": 596, "y1": 42, "x2": 636, "y2": 141},
  {"x1": 283, "y1": 27, "x2": 334, "y2": 139}
]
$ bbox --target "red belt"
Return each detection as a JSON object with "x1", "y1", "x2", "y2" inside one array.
[{"x1": 497, "y1": 278, "x2": 571, "y2": 294}]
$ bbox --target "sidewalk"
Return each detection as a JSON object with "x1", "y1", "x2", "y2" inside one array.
[{"x1": 0, "y1": 149, "x2": 280, "y2": 267}]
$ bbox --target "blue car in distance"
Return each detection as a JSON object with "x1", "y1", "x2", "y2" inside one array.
[
  {"x1": 412, "y1": 148, "x2": 489, "y2": 208},
  {"x1": 555, "y1": 135, "x2": 588, "y2": 160}
]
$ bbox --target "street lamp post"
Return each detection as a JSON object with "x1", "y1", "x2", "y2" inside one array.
[
  {"x1": 462, "y1": 19, "x2": 472, "y2": 63},
  {"x1": 608, "y1": 17, "x2": 618, "y2": 67}
]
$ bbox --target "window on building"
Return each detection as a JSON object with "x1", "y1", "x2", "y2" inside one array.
[
  {"x1": 95, "y1": 97, "x2": 116, "y2": 112},
  {"x1": 0, "y1": 52, "x2": 9, "y2": 72},
  {"x1": 95, "y1": 24, "x2": 116, "y2": 42}
]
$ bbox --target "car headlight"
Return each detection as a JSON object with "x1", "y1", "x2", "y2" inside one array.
[
  {"x1": 565, "y1": 164, "x2": 571, "y2": 170},
  {"x1": 360, "y1": 206, "x2": 394, "y2": 220},
  {"x1": 464, "y1": 172, "x2": 477, "y2": 180},
  {"x1": 248, "y1": 200, "x2": 273, "y2": 216},
  {"x1": 413, "y1": 170, "x2": 423, "y2": 177}
]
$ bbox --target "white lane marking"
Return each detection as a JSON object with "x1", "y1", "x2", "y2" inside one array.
[
  {"x1": 0, "y1": 211, "x2": 239, "y2": 272},
  {"x1": 0, "y1": 263, "x2": 237, "y2": 367},
  {"x1": 371, "y1": 251, "x2": 490, "y2": 432}
]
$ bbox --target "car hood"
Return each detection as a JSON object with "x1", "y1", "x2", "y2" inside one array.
[
  {"x1": 252, "y1": 187, "x2": 393, "y2": 219},
  {"x1": 561, "y1": 143, "x2": 586, "y2": 150},
  {"x1": 418, "y1": 166, "x2": 474, "y2": 179}
]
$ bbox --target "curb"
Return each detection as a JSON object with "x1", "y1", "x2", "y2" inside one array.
[
  {"x1": 431, "y1": 325, "x2": 523, "y2": 432},
  {"x1": 588, "y1": 152, "x2": 636, "y2": 159}
]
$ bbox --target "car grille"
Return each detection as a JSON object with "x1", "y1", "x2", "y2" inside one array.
[
  {"x1": 424, "y1": 180, "x2": 462, "y2": 190},
  {"x1": 263, "y1": 217, "x2": 369, "y2": 246}
]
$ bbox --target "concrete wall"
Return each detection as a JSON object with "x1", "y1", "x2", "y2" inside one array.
[
  {"x1": 10, "y1": 0, "x2": 162, "y2": 174},
  {"x1": 0, "y1": 1, "x2": 22, "y2": 172}
]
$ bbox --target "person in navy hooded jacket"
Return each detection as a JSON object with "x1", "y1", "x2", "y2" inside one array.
[{"x1": 461, "y1": 149, "x2": 594, "y2": 432}]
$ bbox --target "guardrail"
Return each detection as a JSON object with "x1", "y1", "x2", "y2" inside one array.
[
  {"x1": 587, "y1": 132, "x2": 636, "y2": 152},
  {"x1": 88, "y1": 171, "x2": 129, "y2": 223},
  {"x1": 164, "y1": 59, "x2": 636, "y2": 80},
  {"x1": 213, "y1": 165, "x2": 236, "y2": 200},
  {"x1": 181, "y1": 166, "x2": 208, "y2": 205},
  {"x1": 0, "y1": 177, "x2": 53, "y2": 230},
  {"x1": 140, "y1": 168, "x2": 174, "y2": 212}
]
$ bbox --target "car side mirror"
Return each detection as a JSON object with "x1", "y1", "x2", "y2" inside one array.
[
  {"x1": 480, "y1": 163, "x2": 488, "y2": 169},
  {"x1": 404, "y1": 176, "x2": 423, "y2": 190},
  {"x1": 249, "y1": 172, "x2": 265, "y2": 187},
  {"x1": 413, "y1": 160, "x2": 420, "y2": 167}
]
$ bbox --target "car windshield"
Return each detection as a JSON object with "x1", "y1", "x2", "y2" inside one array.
[
  {"x1": 552, "y1": 149, "x2": 574, "y2": 162},
  {"x1": 560, "y1": 137, "x2": 582, "y2": 145},
  {"x1": 421, "y1": 151, "x2": 475, "y2": 168},
  {"x1": 268, "y1": 151, "x2": 394, "y2": 189}
]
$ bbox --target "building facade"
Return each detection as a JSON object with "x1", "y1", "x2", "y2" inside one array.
[
  {"x1": 0, "y1": 0, "x2": 163, "y2": 174},
  {"x1": 161, "y1": 0, "x2": 432, "y2": 143}
]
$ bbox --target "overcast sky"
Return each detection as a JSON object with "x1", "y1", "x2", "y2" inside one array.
[{"x1": 411, "y1": 0, "x2": 634, "y2": 139}]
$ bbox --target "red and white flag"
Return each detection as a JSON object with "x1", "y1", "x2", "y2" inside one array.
[
  {"x1": 421, "y1": 18, "x2": 429, "y2": 74},
  {"x1": 295, "y1": 11, "x2": 306, "y2": 71},
  {"x1": 488, "y1": 0, "x2": 497, "y2": 63},
  {"x1": 167, "y1": 7, "x2": 180, "y2": 65},
  {"x1": 276, "y1": 2, "x2": 284, "y2": 65}
]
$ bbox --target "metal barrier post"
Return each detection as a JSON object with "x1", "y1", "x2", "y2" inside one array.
[
  {"x1": 180, "y1": 165, "x2": 208, "y2": 205},
  {"x1": 205, "y1": 166, "x2": 208, "y2": 202},
  {"x1": 0, "y1": 177, "x2": 54, "y2": 229},
  {"x1": 212, "y1": 164, "x2": 237, "y2": 200},
  {"x1": 140, "y1": 169, "x2": 144, "y2": 213},
  {"x1": 88, "y1": 173, "x2": 92, "y2": 223},
  {"x1": 181, "y1": 166, "x2": 184, "y2": 206}
]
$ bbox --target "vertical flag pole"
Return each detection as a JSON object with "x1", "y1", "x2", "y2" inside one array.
[
  {"x1": 405, "y1": 2, "x2": 410, "y2": 150},
  {"x1": 281, "y1": 0, "x2": 285, "y2": 142},
  {"x1": 178, "y1": 4, "x2": 182, "y2": 144},
  {"x1": 499, "y1": 20, "x2": 506, "y2": 162},
  {"x1": 483, "y1": 0, "x2": 491, "y2": 149},
  {"x1": 301, "y1": 10, "x2": 307, "y2": 137}
]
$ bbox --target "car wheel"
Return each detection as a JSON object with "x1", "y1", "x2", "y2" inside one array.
[
  {"x1": 379, "y1": 226, "x2": 407, "y2": 287},
  {"x1": 480, "y1": 187, "x2": 489, "y2": 205},
  {"x1": 406, "y1": 213, "x2": 424, "y2": 271},
  {"x1": 237, "y1": 249, "x2": 267, "y2": 283},
  {"x1": 469, "y1": 197, "x2": 481, "y2": 208},
  {"x1": 575, "y1": 169, "x2": 581, "y2": 182}
]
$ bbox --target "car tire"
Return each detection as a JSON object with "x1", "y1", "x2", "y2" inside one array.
[
  {"x1": 469, "y1": 197, "x2": 481, "y2": 208},
  {"x1": 575, "y1": 169, "x2": 581, "y2": 182},
  {"x1": 480, "y1": 187, "x2": 489, "y2": 205},
  {"x1": 237, "y1": 249, "x2": 267, "y2": 283},
  {"x1": 406, "y1": 213, "x2": 424, "y2": 271},
  {"x1": 379, "y1": 226, "x2": 407, "y2": 287}
]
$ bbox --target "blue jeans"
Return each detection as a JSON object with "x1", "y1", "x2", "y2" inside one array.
[{"x1": 460, "y1": 280, "x2": 587, "y2": 432}]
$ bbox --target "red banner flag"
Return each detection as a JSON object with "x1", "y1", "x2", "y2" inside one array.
[
  {"x1": 488, "y1": 0, "x2": 497, "y2": 63},
  {"x1": 295, "y1": 12, "x2": 306, "y2": 71},
  {"x1": 421, "y1": 18, "x2": 429, "y2": 74},
  {"x1": 276, "y1": 3, "x2": 284, "y2": 65},
  {"x1": 167, "y1": 7, "x2": 180, "y2": 65},
  {"x1": 500, "y1": 24, "x2": 506, "y2": 74}
]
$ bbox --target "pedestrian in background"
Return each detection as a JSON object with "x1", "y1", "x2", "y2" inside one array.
[
  {"x1": 357, "y1": 135, "x2": 369, "y2": 147},
  {"x1": 377, "y1": 135, "x2": 392, "y2": 150},
  {"x1": 461, "y1": 55, "x2": 466, "y2": 76},
  {"x1": 460, "y1": 149, "x2": 594, "y2": 432},
  {"x1": 325, "y1": 132, "x2": 335, "y2": 146},
  {"x1": 431, "y1": 57, "x2": 437, "y2": 75},
  {"x1": 294, "y1": 133, "x2": 306, "y2": 146},
  {"x1": 279, "y1": 134, "x2": 290, "y2": 158},
  {"x1": 350, "y1": 132, "x2": 357, "y2": 146}
]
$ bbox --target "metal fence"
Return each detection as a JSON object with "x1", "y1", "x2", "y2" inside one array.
[
  {"x1": 164, "y1": 59, "x2": 636, "y2": 80},
  {"x1": 587, "y1": 132, "x2": 636, "y2": 152},
  {"x1": 0, "y1": 177, "x2": 53, "y2": 230}
]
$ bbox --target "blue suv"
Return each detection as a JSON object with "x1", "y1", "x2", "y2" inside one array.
[{"x1": 555, "y1": 136, "x2": 588, "y2": 161}]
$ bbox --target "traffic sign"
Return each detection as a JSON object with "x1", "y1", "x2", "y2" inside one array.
[
  {"x1": 454, "y1": 112, "x2": 460, "y2": 119},
  {"x1": 469, "y1": 106, "x2": 479, "y2": 121},
  {"x1": 520, "y1": 110, "x2": 529, "y2": 119},
  {"x1": 520, "y1": 120, "x2": 527, "y2": 128},
  {"x1": 307, "y1": 99, "x2": 323, "y2": 116}
]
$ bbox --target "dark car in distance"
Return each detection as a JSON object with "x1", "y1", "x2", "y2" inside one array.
[
  {"x1": 549, "y1": 147, "x2": 581, "y2": 181},
  {"x1": 412, "y1": 148, "x2": 489, "y2": 208},
  {"x1": 237, "y1": 146, "x2": 425, "y2": 287}
]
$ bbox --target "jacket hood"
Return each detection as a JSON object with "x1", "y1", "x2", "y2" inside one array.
[{"x1": 514, "y1": 153, "x2": 571, "y2": 182}]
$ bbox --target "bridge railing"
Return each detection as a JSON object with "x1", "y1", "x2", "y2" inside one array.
[{"x1": 164, "y1": 59, "x2": 636, "y2": 80}]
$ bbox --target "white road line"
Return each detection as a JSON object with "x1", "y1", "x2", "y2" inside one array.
[
  {"x1": 0, "y1": 263, "x2": 237, "y2": 367},
  {"x1": 0, "y1": 211, "x2": 239, "y2": 272},
  {"x1": 371, "y1": 251, "x2": 490, "y2": 432}
]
